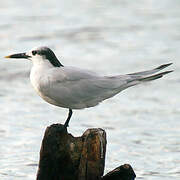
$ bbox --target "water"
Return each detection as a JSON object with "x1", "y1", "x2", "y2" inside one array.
[{"x1": 0, "y1": 0, "x2": 180, "y2": 179}]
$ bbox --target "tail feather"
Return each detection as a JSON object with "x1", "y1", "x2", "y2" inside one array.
[
  {"x1": 123, "y1": 63, "x2": 173, "y2": 89},
  {"x1": 128, "y1": 63, "x2": 172, "y2": 76},
  {"x1": 138, "y1": 70, "x2": 173, "y2": 82}
]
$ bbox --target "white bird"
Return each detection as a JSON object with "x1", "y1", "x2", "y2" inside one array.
[{"x1": 5, "y1": 46, "x2": 173, "y2": 128}]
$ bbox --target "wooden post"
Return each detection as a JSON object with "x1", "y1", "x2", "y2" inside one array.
[{"x1": 36, "y1": 124, "x2": 136, "y2": 180}]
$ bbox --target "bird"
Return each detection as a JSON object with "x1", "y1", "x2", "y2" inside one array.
[{"x1": 5, "y1": 46, "x2": 173, "y2": 128}]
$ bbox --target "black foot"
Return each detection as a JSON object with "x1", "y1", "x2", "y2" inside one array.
[{"x1": 64, "y1": 109, "x2": 73, "y2": 128}]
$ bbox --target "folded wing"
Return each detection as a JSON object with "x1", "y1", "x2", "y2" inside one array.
[{"x1": 40, "y1": 63, "x2": 173, "y2": 109}]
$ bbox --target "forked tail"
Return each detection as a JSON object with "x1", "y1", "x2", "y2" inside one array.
[{"x1": 124, "y1": 63, "x2": 173, "y2": 88}]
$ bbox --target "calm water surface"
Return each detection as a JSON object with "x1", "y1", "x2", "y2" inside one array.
[{"x1": 0, "y1": 0, "x2": 180, "y2": 179}]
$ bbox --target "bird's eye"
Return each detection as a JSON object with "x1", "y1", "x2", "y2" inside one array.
[{"x1": 32, "y1": 50, "x2": 37, "y2": 56}]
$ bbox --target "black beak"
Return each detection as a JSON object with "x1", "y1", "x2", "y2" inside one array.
[{"x1": 5, "y1": 53, "x2": 31, "y2": 59}]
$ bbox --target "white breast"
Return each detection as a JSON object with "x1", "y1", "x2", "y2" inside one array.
[
  {"x1": 30, "y1": 65, "x2": 43, "y2": 95},
  {"x1": 30, "y1": 65, "x2": 60, "y2": 106}
]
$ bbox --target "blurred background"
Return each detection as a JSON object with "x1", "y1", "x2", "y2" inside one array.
[{"x1": 0, "y1": 0, "x2": 180, "y2": 179}]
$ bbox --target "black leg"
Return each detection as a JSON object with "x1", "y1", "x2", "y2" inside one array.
[{"x1": 64, "y1": 109, "x2": 73, "y2": 128}]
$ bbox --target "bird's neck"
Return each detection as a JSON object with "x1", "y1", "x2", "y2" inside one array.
[
  {"x1": 32, "y1": 59, "x2": 55, "y2": 68},
  {"x1": 30, "y1": 61, "x2": 53, "y2": 90}
]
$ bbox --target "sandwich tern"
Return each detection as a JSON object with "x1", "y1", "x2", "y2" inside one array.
[{"x1": 5, "y1": 46, "x2": 173, "y2": 127}]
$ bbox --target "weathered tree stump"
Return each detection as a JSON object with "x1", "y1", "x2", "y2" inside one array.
[{"x1": 36, "y1": 124, "x2": 136, "y2": 180}]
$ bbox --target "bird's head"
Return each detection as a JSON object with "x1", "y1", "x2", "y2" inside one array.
[{"x1": 5, "y1": 46, "x2": 63, "y2": 67}]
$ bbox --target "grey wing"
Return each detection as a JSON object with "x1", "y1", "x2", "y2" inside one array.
[
  {"x1": 41, "y1": 63, "x2": 173, "y2": 109},
  {"x1": 43, "y1": 67, "x2": 128, "y2": 109},
  {"x1": 75, "y1": 62, "x2": 174, "y2": 104}
]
